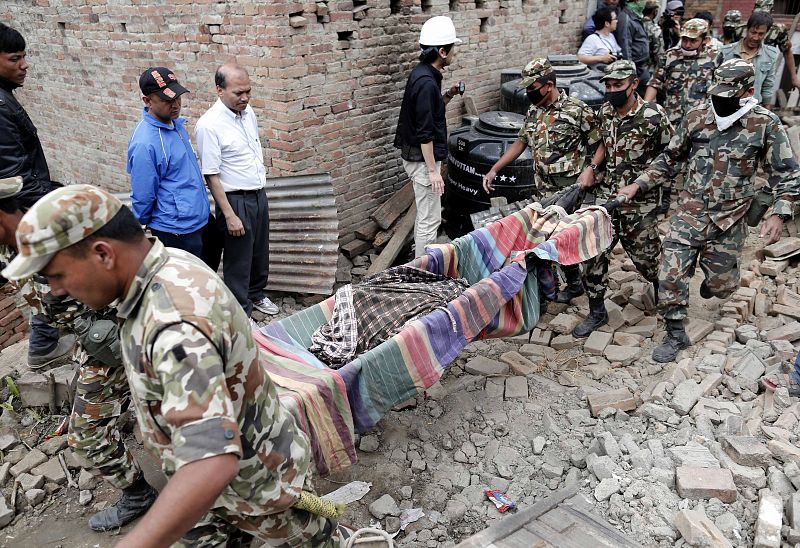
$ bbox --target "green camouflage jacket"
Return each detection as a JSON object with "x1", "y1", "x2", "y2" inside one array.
[
  {"x1": 644, "y1": 17, "x2": 664, "y2": 74},
  {"x1": 116, "y1": 240, "x2": 310, "y2": 515},
  {"x1": 648, "y1": 46, "x2": 719, "y2": 124},
  {"x1": 635, "y1": 103, "x2": 800, "y2": 231},
  {"x1": 518, "y1": 90, "x2": 601, "y2": 179},
  {"x1": 596, "y1": 95, "x2": 674, "y2": 209}
]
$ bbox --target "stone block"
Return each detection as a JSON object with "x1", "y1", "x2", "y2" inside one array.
[
  {"x1": 764, "y1": 237, "x2": 800, "y2": 258},
  {"x1": 519, "y1": 344, "x2": 555, "y2": 361},
  {"x1": 9, "y1": 449, "x2": 47, "y2": 478},
  {"x1": 36, "y1": 435, "x2": 68, "y2": 456},
  {"x1": 767, "y1": 439, "x2": 800, "y2": 465},
  {"x1": 587, "y1": 389, "x2": 637, "y2": 417},
  {"x1": 528, "y1": 328, "x2": 551, "y2": 346},
  {"x1": 676, "y1": 466, "x2": 738, "y2": 503},
  {"x1": 754, "y1": 489, "x2": 783, "y2": 548},
  {"x1": 612, "y1": 331, "x2": 644, "y2": 347},
  {"x1": 17, "y1": 364, "x2": 78, "y2": 408},
  {"x1": 499, "y1": 352, "x2": 538, "y2": 376},
  {"x1": 760, "y1": 259, "x2": 789, "y2": 277},
  {"x1": 670, "y1": 379, "x2": 704, "y2": 415},
  {"x1": 729, "y1": 351, "x2": 766, "y2": 382},
  {"x1": 699, "y1": 372, "x2": 724, "y2": 396},
  {"x1": 603, "y1": 345, "x2": 640, "y2": 365},
  {"x1": 30, "y1": 458, "x2": 66, "y2": 485},
  {"x1": 673, "y1": 509, "x2": 733, "y2": 548},
  {"x1": 504, "y1": 376, "x2": 528, "y2": 400},
  {"x1": 637, "y1": 402, "x2": 675, "y2": 422},
  {"x1": 687, "y1": 318, "x2": 714, "y2": 345},
  {"x1": 549, "y1": 313, "x2": 580, "y2": 335},
  {"x1": 621, "y1": 303, "x2": 644, "y2": 326},
  {"x1": 670, "y1": 445, "x2": 720, "y2": 469},
  {"x1": 584, "y1": 330, "x2": 612, "y2": 355},
  {"x1": 464, "y1": 356, "x2": 508, "y2": 377},
  {"x1": 368, "y1": 494, "x2": 400, "y2": 519},
  {"x1": 0, "y1": 496, "x2": 13, "y2": 528},
  {"x1": 550, "y1": 334, "x2": 575, "y2": 350},
  {"x1": 721, "y1": 436, "x2": 773, "y2": 467},
  {"x1": 788, "y1": 491, "x2": 800, "y2": 531},
  {"x1": 766, "y1": 321, "x2": 800, "y2": 342},
  {"x1": 24, "y1": 488, "x2": 45, "y2": 506},
  {"x1": 17, "y1": 472, "x2": 44, "y2": 492},
  {"x1": 594, "y1": 477, "x2": 620, "y2": 501}
]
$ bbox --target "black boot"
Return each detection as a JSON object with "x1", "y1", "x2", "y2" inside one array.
[
  {"x1": 652, "y1": 319, "x2": 690, "y2": 363},
  {"x1": 88, "y1": 476, "x2": 158, "y2": 532},
  {"x1": 572, "y1": 298, "x2": 608, "y2": 338},
  {"x1": 555, "y1": 265, "x2": 584, "y2": 304},
  {"x1": 699, "y1": 279, "x2": 713, "y2": 299},
  {"x1": 650, "y1": 279, "x2": 659, "y2": 307}
]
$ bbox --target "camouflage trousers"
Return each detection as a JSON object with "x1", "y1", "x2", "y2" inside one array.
[
  {"x1": 68, "y1": 361, "x2": 141, "y2": 489},
  {"x1": 584, "y1": 207, "x2": 662, "y2": 300},
  {"x1": 658, "y1": 216, "x2": 748, "y2": 321},
  {"x1": 537, "y1": 173, "x2": 578, "y2": 199}
]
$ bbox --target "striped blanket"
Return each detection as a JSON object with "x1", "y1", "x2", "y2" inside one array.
[{"x1": 259, "y1": 204, "x2": 614, "y2": 470}]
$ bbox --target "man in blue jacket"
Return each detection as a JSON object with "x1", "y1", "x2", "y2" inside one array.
[{"x1": 128, "y1": 67, "x2": 209, "y2": 257}]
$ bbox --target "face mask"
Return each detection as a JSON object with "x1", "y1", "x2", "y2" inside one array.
[
  {"x1": 604, "y1": 85, "x2": 630, "y2": 107},
  {"x1": 680, "y1": 47, "x2": 699, "y2": 57},
  {"x1": 526, "y1": 84, "x2": 549, "y2": 106},
  {"x1": 710, "y1": 95, "x2": 741, "y2": 117}
]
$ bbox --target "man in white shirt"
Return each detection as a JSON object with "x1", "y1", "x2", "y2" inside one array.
[{"x1": 195, "y1": 63, "x2": 279, "y2": 317}]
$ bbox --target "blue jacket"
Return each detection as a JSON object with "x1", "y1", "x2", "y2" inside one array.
[{"x1": 127, "y1": 108, "x2": 210, "y2": 234}]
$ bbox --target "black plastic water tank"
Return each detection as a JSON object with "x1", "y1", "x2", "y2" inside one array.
[
  {"x1": 443, "y1": 111, "x2": 534, "y2": 237},
  {"x1": 500, "y1": 54, "x2": 605, "y2": 114}
]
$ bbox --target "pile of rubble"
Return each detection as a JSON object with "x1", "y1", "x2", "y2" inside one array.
[{"x1": 330, "y1": 232, "x2": 800, "y2": 547}]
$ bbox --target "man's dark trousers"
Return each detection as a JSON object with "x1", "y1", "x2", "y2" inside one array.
[
  {"x1": 217, "y1": 189, "x2": 269, "y2": 317},
  {"x1": 148, "y1": 227, "x2": 204, "y2": 259}
]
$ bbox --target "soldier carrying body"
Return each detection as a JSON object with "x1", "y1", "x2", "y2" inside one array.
[
  {"x1": 483, "y1": 57, "x2": 601, "y2": 303},
  {"x1": 632, "y1": 59, "x2": 800, "y2": 362},
  {"x1": 565, "y1": 60, "x2": 673, "y2": 338},
  {"x1": 2, "y1": 185, "x2": 343, "y2": 546}
]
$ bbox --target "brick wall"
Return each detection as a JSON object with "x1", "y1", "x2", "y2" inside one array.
[
  {"x1": 0, "y1": 285, "x2": 28, "y2": 350},
  {"x1": 3, "y1": 0, "x2": 587, "y2": 242}
]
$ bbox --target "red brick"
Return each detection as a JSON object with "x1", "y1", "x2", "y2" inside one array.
[{"x1": 676, "y1": 466, "x2": 738, "y2": 503}]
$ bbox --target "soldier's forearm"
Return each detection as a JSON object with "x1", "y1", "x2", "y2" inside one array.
[{"x1": 116, "y1": 453, "x2": 240, "y2": 548}]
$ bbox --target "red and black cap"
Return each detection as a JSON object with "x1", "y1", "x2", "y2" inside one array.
[{"x1": 138, "y1": 67, "x2": 189, "y2": 100}]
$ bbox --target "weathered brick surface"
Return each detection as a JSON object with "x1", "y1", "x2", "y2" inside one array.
[
  {"x1": 0, "y1": 284, "x2": 29, "y2": 351},
  {"x1": 5, "y1": 0, "x2": 586, "y2": 240}
]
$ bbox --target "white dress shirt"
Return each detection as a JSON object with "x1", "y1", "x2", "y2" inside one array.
[{"x1": 195, "y1": 99, "x2": 267, "y2": 192}]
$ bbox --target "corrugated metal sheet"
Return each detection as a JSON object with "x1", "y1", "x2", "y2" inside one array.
[
  {"x1": 264, "y1": 174, "x2": 339, "y2": 295},
  {"x1": 112, "y1": 172, "x2": 339, "y2": 296}
]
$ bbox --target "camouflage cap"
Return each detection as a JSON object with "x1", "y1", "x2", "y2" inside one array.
[
  {"x1": 645, "y1": 0, "x2": 660, "y2": 8},
  {"x1": 681, "y1": 18, "x2": 709, "y2": 39},
  {"x1": 2, "y1": 184, "x2": 122, "y2": 281},
  {"x1": 600, "y1": 60, "x2": 637, "y2": 82},
  {"x1": 723, "y1": 10, "x2": 742, "y2": 27},
  {"x1": 708, "y1": 59, "x2": 755, "y2": 98},
  {"x1": 0, "y1": 177, "x2": 23, "y2": 201},
  {"x1": 517, "y1": 58, "x2": 554, "y2": 88},
  {"x1": 754, "y1": 0, "x2": 774, "y2": 12}
]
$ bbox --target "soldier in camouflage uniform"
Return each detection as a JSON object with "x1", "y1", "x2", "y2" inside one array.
[
  {"x1": 633, "y1": 60, "x2": 800, "y2": 362},
  {"x1": 643, "y1": 0, "x2": 664, "y2": 78},
  {"x1": 483, "y1": 58, "x2": 601, "y2": 302},
  {"x1": 569, "y1": 60, "x2": 673, "y2": 338},
  {"x1": 0, "y1": 177, "x2": 156, "y2": 532},
  {"x1": 645, "y1": 19, "x2": 719, "y2": 126},
  {"x1": 3, "y1": 185, "x2": 339, "y2": 547},
  {"x1": 722, "y1": 10, "x2": 743, "y2": 45},
  {"x1": 732, "y1": 0, "x2": 800, "y2": 91}
]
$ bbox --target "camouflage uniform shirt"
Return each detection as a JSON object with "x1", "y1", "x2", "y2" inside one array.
[
  {"x1": 596, "y1": 95, "x2": 673, "y2": 211},
  {"x1": 518, "y1": 90, "x2": 601, "y2": 180},
  {"x1": 635, "y1": 103, "x2": 800, "y2": 230},
  {"x1": 644, "y1": 17, "x2": 664, "y2": 75},
  {"x1": 648, "y1": 46, "x2": 719, "y2": 125},
  {"x1": 116, "y1": 239, "x2": 311, "y2": 516}
]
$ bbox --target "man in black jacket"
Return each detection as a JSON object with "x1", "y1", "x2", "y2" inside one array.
[
  {"x1": 394, "y1": 16, "x2": 462, "y2": 257},
  {"x1": 0, "y1": 23, "x2": 75, "y2": 368}
]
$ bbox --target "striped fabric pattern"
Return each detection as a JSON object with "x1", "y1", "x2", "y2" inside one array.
[{"x1": 258, "y1": 204, "x2": 614, "y2": 469}]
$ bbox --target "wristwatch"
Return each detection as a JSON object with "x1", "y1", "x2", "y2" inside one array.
[
  {"x1": 589, "y1": 163, "x2": 599, "y2": 173},
  {"x1": 776, "y1": 213, "x2": 792, "y2": 222}
]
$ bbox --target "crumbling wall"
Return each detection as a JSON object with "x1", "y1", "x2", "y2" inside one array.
[{"x1": 4, "y1": 0, "x2": 586, "y2": 242}]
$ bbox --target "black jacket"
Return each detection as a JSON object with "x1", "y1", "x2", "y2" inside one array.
[
  {"x1": 394, "y1": 63, "x2": 447, "y2": 162},
  {"x1": 0, "y1": 77, "x2": 52, "y2": 207}
]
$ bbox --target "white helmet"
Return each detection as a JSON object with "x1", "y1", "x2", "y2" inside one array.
[{"x1": 419, "y1": 16, "x2": 462, "y2": 47}]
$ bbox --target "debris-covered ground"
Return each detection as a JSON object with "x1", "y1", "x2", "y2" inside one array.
[{"x1": 1, "y1": 223, "x2": 800, "y2": 547}]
